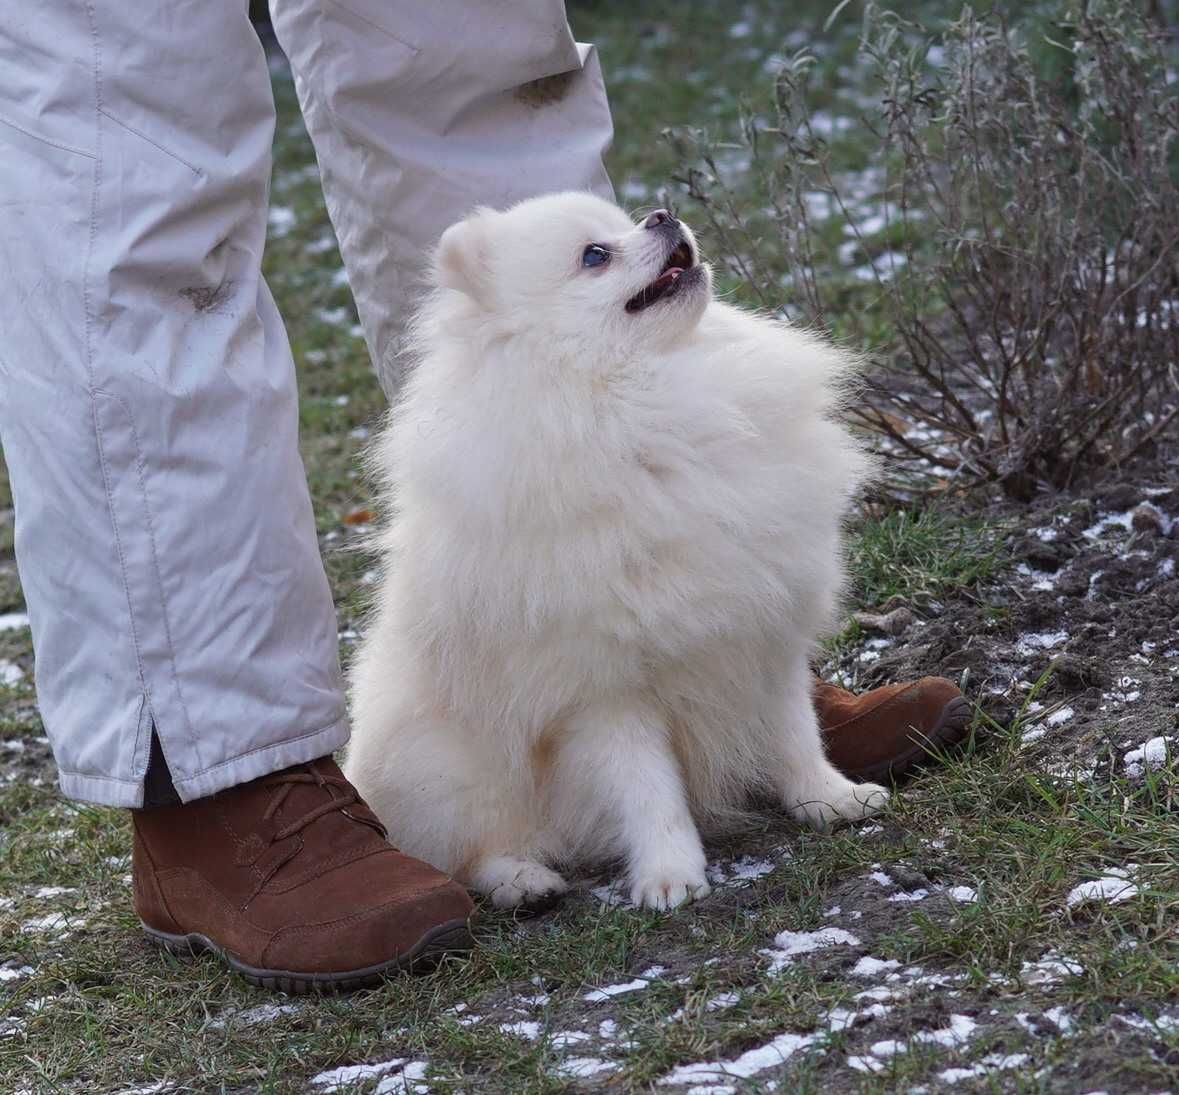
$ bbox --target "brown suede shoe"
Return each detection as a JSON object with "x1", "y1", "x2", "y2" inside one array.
[
  {"x1": 815, "y1": 676, "x2": 972, "y2": 784},
  {"x1": 132, "y1": 757, "x2": 474, "y2": 993}
]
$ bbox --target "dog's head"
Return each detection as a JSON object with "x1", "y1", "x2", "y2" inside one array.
[{"x1": 432, "y1": 192, "x2": 712, "y2": 353}]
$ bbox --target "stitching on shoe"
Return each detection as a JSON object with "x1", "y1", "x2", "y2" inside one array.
[
  {"x1": 824, "y1": 685, "x2": 919, "y2": 732},
  {"x1": 259, "y1": 879, "x2": 458, "y2": 961}
]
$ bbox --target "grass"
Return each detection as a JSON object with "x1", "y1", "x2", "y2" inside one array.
[
  {"x1": 848, "y1": 509, "x2": 1008, "y2": 609},
  {"x1": 3, "y1": 2, "x2": 1178, "y2": 1092},
  {"x1": 11, "y1": 694, "x2": 1179, "y2": 1091}
]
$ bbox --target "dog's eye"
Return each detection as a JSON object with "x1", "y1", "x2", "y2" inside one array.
[{"x1": 582, "y1": 244, "x2": 611, "y2": 268}]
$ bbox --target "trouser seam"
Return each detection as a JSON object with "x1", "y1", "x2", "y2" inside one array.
[
  {"x1": 92, "y1": 389, "x2": 202, "y2": 771},
  {"x1": 81, "y1": 2, "x2": 199, "y2": 780}
]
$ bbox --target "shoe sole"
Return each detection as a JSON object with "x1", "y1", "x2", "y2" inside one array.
[
  {"x1": 142, "y1": 917, "x2": 474, "y2": 995},
  {"x1": 844, "y1": 695, "x2": 974, "y2": 785}
]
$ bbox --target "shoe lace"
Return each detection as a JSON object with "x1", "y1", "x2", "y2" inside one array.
[{"x1": 261, "y1": 765, "x2": 384, "y2": 842}]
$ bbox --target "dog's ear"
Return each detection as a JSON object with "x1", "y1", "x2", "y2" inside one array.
[{"x1": 434, "y1": 208, "x2": 497, "y2": 305}]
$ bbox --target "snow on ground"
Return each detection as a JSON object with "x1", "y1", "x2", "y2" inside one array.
[
  {"x1": 851, "y1": 956, "x2": 901, "y2": 978},
  {"x1": 208, "y1": 1003, "x2": 301, "y2": 1030},
  {"x1": 1015, "y1": 630, "x2": 1069, "y2": 656},
  {"x1": 848, "y1": 1014, "x2": 978, "y2": 1073},
  {"x1": 1066, "y1": 874, "x2": 1138, "y2": 908},
  {"x1": 0, "y1": 612, "x2": 30, "y2": 631},
  {"x1": 937, "y1": 1052, "x2": 1031, "y2": 1084},
  {"x1": 1124, "y1": 736, "x2": 1173, "y2": 778},
  {"x1": 583, "y1": 977, "x2": 654, "y2": 1003},
  {"x1": 551, "y1": 1058, "x2": 616, "y2": 1080},
  {"x1": 761, "y1": 927, "x2": 861, "y2": 972},
  {"x1": 1020, "y1": 952, "x2": 1085, "y2": 986},
  {"x1": 659, "y1": 1030, "x2": 818, "y2": 1087},
  {"x1": 310, "y1": 1061, "x2": 407, "y2": 1092}
]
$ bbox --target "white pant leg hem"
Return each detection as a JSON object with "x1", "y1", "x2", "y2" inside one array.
[
  {"x1": 169, "y1": 714, "x2": 351, "y2": 804},
  {"x1": 57, "y1": 770, "x2": 146, "y2": 809}
]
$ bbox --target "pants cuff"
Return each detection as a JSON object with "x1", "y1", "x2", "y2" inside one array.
[{"x1": 57, "y1": 715, "x2": 351, "y2": 807}]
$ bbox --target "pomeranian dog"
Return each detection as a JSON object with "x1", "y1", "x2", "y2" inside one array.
[{"x1": 346, "y1": 192, "x2": 887, "y2": 910}]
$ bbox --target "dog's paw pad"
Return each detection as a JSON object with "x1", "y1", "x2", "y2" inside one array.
[{"x1": 475, "y1": 857, "x2": 569, "y2": 909}]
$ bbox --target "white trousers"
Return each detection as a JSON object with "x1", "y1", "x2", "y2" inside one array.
[{"x1": 0, "y1": 1, "x2": 613, "y2": 806}]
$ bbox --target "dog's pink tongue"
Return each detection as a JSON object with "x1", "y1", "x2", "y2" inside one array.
[{"x1": 653, "y1": 267, "x2": 684, "y2": 288}]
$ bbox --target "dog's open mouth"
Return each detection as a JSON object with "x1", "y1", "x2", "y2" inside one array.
[{"x1": 625, "y1": 238, "x2": 698, "y2": 313}]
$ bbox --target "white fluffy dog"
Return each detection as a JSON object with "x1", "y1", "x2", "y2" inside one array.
[{"x1": 346, "y1": 192, "x2": 887, "y2": 910}]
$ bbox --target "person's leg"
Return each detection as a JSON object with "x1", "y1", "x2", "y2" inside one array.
[
  {"x1": 270, "y1": 0, "x2": 614, "y2": 396},
  {"x1": 0, "y1": 1, "x2": 473, "y2": 991},
  {"x1": 0, "y1": 0, "x2": 346, "y2": 806}
]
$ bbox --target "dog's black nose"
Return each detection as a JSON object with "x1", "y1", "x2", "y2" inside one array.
[{"x1": 643, "y1": 209, "x2": 678, "y2": 230}]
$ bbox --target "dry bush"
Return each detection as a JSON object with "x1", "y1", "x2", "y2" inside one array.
[{"x1": 670, "y1": 1, "x2": 1179, "y2": 499}]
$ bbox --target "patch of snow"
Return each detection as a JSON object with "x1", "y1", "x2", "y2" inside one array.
[
  {"x1": 1016, "y1": 562, "x2": 1057, "y2": 591},
  {"x1": 310, "y1": 1060, "x2": 407, "y2": 1091},
  {"x1": 31, "y1": 886, "x2": 75, "y2": 899},
  {"x1": 1046, "y1": 706, "x2": 1075, "y2": 726},
  {"x1": 0, "y1": 965, "x2": 35, "y2": 981},
  {"x1": 499, "y1": 1020, "x2": 541, "y2": 1041},
  {"x1": 1015, "y1": 630, "x2": 1068, "y2": 656},
  {"x1": 762, "y1": 927, "x2": 861, "y2": 972},
  {"x1": 583, "y1": 978, "x2": 650, "y2": 1002},
  {"x1": 824, "y1": 1003, "x2": 891, "y2": 1033},
  {"x1": 1083, "y1": 510, "x2": 1136, "y2": 539},
  {"x1": 847, "y1": 1055, "x2": 885, "y2": 1073},
  {"x1": 20, "y1": 913, "x2": 86, "y2": 935},
  {"x1": 0, "y1": 613, "x2": 30, "y2": 631},
  {"x1": 1124, "y1": 736, "x2": 1173, "y2": 779},
  {"x1": 868, "y1": 869, "x2": 895, "y2": 887},
  {"x1": 885, "y1": 1014, "x2": 977, "y2": 1054},
  {"x1": 551, "y1": 1030, "x2": 590, "y2": 1048},
  {"x1": 553, "y1": 1058, "x2": 615, "y2": 1080},
  {"x1": 708, "y1": 854, "x2": 778, "y2": 888},
  {"x1": 1021, "y1": 952, "x2": 1084, "y2": 986},
  {"x1": 1066, "y1": 876, "x2": 1138, "y2": 908},
  {"x1": 1044, "y1": 1006, "x2": 1073, "y2": 1033},
  {"x1": 658, "y1": 1031, "x2": 818, "y2": 1085},
  {"x1": 1118, "y1": 1012, "x2": 1179, "y2": 1034},
  {"x1": 948, "y1": 886, "x2": 978, "y2": 903},
  {"x1": 0, "y1": 660, "x2": 24, "y2": 685},
  {"x1": 374, "y1": 1061, "x2": 428, "y2": 1094},
  {"x1": 851, "y1": 956, "x2": 901, "y2": 978},
  {"x1": 887, "y1": 888, "x2": 929, "y2": 903},
  {"x1": 209, "y1": 1003, "x2": 299, "y2": 1029},
  {"x1": 1031, "y1": 526, "x2": 1059, "y2": 542},
  {"x1": 514, "y1": 991, "x2": 550, "y2": 1008},
  {"x1": 938, "y1": 1052, "x2": 1030, "y2": 1083},
  {"x1": 1021, "y1": 726, "x2": 1048, "y2": 745}
]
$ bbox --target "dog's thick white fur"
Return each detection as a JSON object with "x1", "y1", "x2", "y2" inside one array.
[{"x1": 346, "y1": 192, "x2": 886, "y2": 910}]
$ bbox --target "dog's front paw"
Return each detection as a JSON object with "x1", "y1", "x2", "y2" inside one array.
[
  {"x1": 471, "y1": 855, "x2": 569, "y2": 910},
  {"x1": 629, "y1": 867, "x2": 712, "y2": 911},
  {"x1": 789, "y1": 781, "x2": 890, "y2": 830}
]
